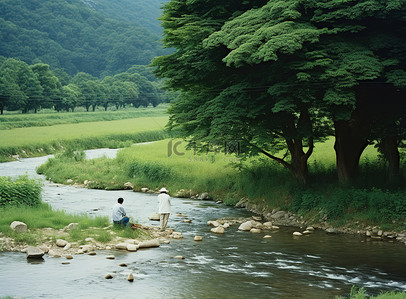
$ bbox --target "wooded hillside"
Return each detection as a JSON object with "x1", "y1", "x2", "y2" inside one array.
[{"x1": 0, "y1": 0, "x2": 167, "y2": 76}]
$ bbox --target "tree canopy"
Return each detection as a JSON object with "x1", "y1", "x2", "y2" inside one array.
[{"x1": 153, "y1": 0, "x2": 406, "y2": 184}]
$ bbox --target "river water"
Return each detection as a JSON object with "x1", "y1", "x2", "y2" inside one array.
[{"x1": 0, "y1": 149, "x2": 406, "y2": 299}]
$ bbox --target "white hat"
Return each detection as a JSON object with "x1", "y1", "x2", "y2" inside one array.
[{"x1": 159, "y1": 187, "x2": 168, "y2": 193}]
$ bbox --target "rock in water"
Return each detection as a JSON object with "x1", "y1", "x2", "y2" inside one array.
[
  {"x1": 194, "y1": 236, "x2": 203, "y2": 241},
  {"x1": 210, "y1": 226, "x2": 225, "y2": 234},
  {"x1": 127, "y1": 273, "x2": 134, "y2": 282},
  {"x1": 238, "y1": 221, "x2": 253, "y2": 231},
  {"x1": 138, "y1": 239, "x2": 160, "y2": 248},
  {"x1": 26, "y1": 246, "x2": 45, "y2": 259}
]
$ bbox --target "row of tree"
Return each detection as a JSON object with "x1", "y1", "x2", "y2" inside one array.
[
  {"x1": 0, "y1": 57, "x2": 168, "y2": 114},
  {"x1": 153, "y1": 0, "x2": 406, "y2": 185}
]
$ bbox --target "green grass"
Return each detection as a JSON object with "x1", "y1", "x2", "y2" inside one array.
[
  {"x1": 0, "y1": 116, "x2": 168, "y2": 148},
  {"x1": 336, "y1": 286, "x2": 406, "y2": 299},
  {"x1": 36, "y1": 137, "x2": 406, "y2": 230},
  {"x1": 0, "y1": 115, "x2": 169, "y2": 162},
  {"x1": 0, "y1": 203, "x2": 112, "y2": 246},
  {"x1": 0, "y1": 106, "x2": 168, "y2": 130}
]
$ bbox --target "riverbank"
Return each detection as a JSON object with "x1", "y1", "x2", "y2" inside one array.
[
  {"x1": 36, "y1": 139, "x2": 406, "y2": 240},
  {"x1": 0, "y1": 221, "x2": 183, "y2": 256}
]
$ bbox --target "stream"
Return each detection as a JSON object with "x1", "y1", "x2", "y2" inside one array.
[{"x1": 0, "y1": 149, "x2": 406, "y2": 298}]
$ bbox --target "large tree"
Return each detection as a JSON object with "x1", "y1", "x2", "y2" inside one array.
[{"x1": 153, "y1": 0, "x2": 406, "y2": 184}]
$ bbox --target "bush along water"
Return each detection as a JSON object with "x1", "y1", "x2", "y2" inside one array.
[{"x1": 0, "y1": 175, "x2": 42, "y2": 207}]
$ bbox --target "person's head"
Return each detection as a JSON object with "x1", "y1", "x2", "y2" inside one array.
[
  {"x1": 117, "y1": 197, "x2": 124, "y2": 204},
  {"x1": 159, "y1": 187, "x2": 168, "y2": 194}
]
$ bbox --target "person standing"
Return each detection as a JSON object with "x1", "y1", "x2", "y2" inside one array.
[
  {"x1": 112, "y1": 197, "x2": 130, "y2": 226},
  {"x1": 158, "y1": 187, "x2": 171, "y2": 231}
]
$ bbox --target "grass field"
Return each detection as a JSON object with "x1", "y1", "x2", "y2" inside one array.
[
  {"x1": 0, "y1": 108, "x2": 169, "y2": 162},
  {"x1": 0, "y1": 116, "x2": 168, "y2": 148},
  {"x1": 0, "y1": 106, "x2": 168, "y2": 129}
]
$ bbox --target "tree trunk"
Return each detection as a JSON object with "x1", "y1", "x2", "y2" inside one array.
[
  {"x1": 334, "y1": 119, "x2": 369, "y2": 183},
  {"x1": 286, "y1": 137, "x2": 314, "y2": 184},
  {"x1": 257, "y1": 108, "x2": 314, "y2": 185},
  {"x1": 381, "y1": 135, "x2": 400, "y2": 184}
]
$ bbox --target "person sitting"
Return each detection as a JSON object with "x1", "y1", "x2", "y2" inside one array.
[{"x1": 112, "y1": 197, "x2": 130, "y2": 226}]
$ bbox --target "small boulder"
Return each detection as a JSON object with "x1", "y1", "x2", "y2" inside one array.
[
  {"x1": 250, "y1": 228, "x2": 261, "y2": 234},
  {"x1": 170, "y1": 232, "x2": 183, "y2": 239},
  {"x1": 141, "y1": 187, "x2": 149, "y2": 192},
  {"x1": 263, "y1": 235, "x2": 272, "y2": 239},
  {"x1": 63, "y1": 243, "x2": 71, "y2": 251},
  {"x1": 115, "y1": 243, "x2": 128, "y2": 250},
  {"x1": 63, "y1": 223, "x2": 79, "y2": 231},
  {"x1": 10, "y1": 221, "x2": 27, "y2": 233},
  {"x1": 127, "y1": 273, "x2": 134, "y2": 282},
  {"x1": 123, "y1": 182, "x2": 134, "y2": 190},
  {"x1": 194, "y1": 236, "x2": 203, "y2": 241},
  {"x1": 56, "y1": 239, "x2": 68, "y2": 247},
  {"x1": 238, "y1": 221, "x2": 253, "y2": 231},
  {"x1": 26, "y1": 246, "x2": 45, "y2": 259},
  {"x1": 174, "y1": 255, "x2": 185, "y2": 259},
  {"x1": 138, "y1": 239, "x2": 160, "y2": 248},
  {"x1": 211, "y1": 226, "x2": 225, "y2": 234},
  {"x1": 105, "y1": 274, "x2": 113, "y2": 279},
  {"x1": 207, "y1": 220, "x2": 221, "y2": 227},
  {"x1": 126, "y1": 244, "x2": 139, "y2": 252},
  {"x1": 198, "y1": 192, "x2": 211, "y2": 200},
  {"x1": 293, "y1": 232, "x2": 303, "y2": 236}
]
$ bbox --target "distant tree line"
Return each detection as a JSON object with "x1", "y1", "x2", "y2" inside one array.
[{"x1": 0, "y1": 57, "x2": 171, "y2": 114}]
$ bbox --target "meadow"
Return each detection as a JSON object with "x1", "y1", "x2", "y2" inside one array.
[
  {"x1": 0, "y1": 106, "x2": 168, "y2": 129},
  {"x1": 0, "y1": 110, "x2": 169, "y2": 162}
]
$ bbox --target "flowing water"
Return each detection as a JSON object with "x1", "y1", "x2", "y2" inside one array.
[{"x1": 0, "y1": 149, "x2": 406, "y2": 298}]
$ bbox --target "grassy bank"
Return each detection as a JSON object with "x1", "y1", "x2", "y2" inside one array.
[
  {"x1": 37, "y1": 138, "x2": 406, "y2": 231},
  {"x1": 336, "y1": 287, "x2": 406, "y2": 299},
  {"x1": 0, "y1": 115, "x2": 169, "y2": 162},
  {"x1": 0, "y1": 175, "x2": 148, "y2": 249}
]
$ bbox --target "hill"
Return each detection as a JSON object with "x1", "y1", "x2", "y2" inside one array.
[
  {"x1": 81, "y1": 0, "x2": 167, "y2": 36},
  {"x1": 0, "y1": 0, "x2": 166, "y2": 77}
]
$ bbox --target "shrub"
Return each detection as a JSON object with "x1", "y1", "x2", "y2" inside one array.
[
  {"x1": 0, "y1": 175, "x2": 42, "y2": 207},
  {"x1": 128, "y1": 161, "x2": 172, "y2": 181}
]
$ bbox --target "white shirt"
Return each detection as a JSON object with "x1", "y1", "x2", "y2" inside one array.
[
  {"x1": 158, "y1": 193, "x2": 171, "y2": 214},
  {"x1": 112, "y1": 203, "x2": 126, "y2": 221}
]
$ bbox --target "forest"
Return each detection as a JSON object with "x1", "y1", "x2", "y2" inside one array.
[
  {"x1": 0, "y1": 0, "x2": 167, "y2": 76},
  {"x1": 0, "y1": 0, "x2": 173, "y2": 114}
]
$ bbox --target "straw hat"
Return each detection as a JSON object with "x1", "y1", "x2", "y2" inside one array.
[{"x1": 159, "y1": 187, "x2": 168, "y2": 193}]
